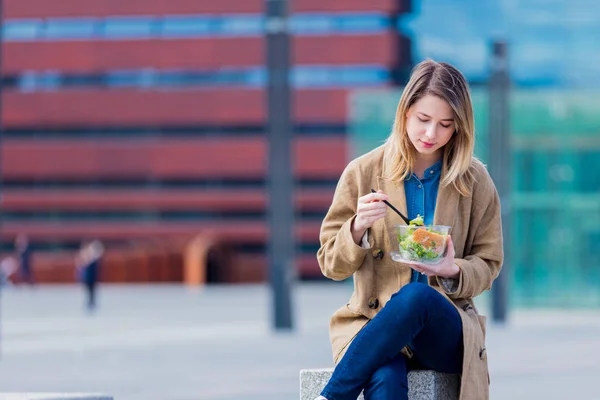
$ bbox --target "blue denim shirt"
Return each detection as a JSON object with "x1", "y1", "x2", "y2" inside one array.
[{"x1": 405, "y1": 160, "x2": 442, "y2": 283}]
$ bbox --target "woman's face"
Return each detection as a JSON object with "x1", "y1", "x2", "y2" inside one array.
[{"x1": 405, "y1": 94, "x2": 455, "y2": 158}]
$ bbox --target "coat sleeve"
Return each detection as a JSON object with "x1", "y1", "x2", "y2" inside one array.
[
  {"x1": 317, "y1": 161, "x2": 371, "y2": 281},
  {"x1": 437, "y1": 171, "x2": 504, "y2": 299}
]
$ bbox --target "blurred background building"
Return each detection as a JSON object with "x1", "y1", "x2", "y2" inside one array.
[{"x1": 0, "y1": 0, "x2": 598, "y2": 309}]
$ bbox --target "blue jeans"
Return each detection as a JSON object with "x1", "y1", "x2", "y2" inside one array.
[{"x1": 321, "y1": 283, "x2": 463, "y2": 400}]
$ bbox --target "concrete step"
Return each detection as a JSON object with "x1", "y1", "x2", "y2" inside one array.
[
  {"x1": 300, "y1": 368, "x2": 459, "y2": 400},
  {"x1": 0, "y1": 394, "x2": 113, "y2": 400}
]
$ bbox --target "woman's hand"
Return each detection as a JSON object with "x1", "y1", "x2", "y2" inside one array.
[
  {"x1": 350, "y1": 190, "x2": 388, "y2": 244},
  {"x1": 405, "y1": 235, "x2": 460, "y2": 279}
]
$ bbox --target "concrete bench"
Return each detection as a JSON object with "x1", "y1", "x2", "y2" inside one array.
[
  {"x1": 0, "y1": 394, "x2": 113, "y2": 400},
  {"x1": 300, "y1": 368, "x2": 459, "y2": 400}
]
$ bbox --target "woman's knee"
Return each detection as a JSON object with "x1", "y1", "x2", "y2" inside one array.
[
  {"x1": 390, "y1": 282, "x2": 437, "y2": 306},
  {"x1": 364, "y1": 357, "x2": 408, "y2": 398},
  {"x1": 371, "y1": 362, "x2": 407, "y2": 386}
]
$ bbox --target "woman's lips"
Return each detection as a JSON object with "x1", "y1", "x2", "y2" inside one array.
[{"x1": 420, "y1": 140, "x2": 435, "y2": 149}]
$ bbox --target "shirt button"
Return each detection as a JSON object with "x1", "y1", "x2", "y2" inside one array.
[
  {"x1": 418, "y1": 184, "x2": 422, "y2": 189},
  {"x1": 430, "y1": 170, "x2": 435, "y2": 174}
]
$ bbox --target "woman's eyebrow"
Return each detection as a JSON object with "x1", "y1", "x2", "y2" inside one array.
[{"x1": 417, "y1": 112, "x2": 454, "y2": 122}]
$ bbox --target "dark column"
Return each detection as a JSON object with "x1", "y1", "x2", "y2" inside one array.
[
  {"x1": 265, "y1": 0, "x2": 294, "y2": 330},
  {"x1": 488, "y1": 40, "x2": 511, "y2": 324}
]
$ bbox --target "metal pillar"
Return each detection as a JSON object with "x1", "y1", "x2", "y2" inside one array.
[
  {"x1": 265, "y1": 0, "x2": 294, "y2": 330},
  {"x1": 0, "y1": 0, "x2": 5, "y2": 355},
  {"x1": 488, "y1": 40, "x2": 510, "y2": 324}
]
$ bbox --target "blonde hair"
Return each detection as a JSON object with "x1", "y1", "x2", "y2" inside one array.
[{"x1": 383, "y1": 59, "x2": 476, "y2": 196}]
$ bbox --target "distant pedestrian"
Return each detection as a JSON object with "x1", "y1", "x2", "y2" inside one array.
[
  {"x1": 15, "y1": 233, "x2": 34, "y2": 285},
  {"x1": 0, "y1": 256, "x2": 18, "y2": 289},
  {"x1": 76, "y1": 240, "x2": 104, "y2": 312}
]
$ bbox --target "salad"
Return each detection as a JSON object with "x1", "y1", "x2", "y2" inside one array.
[
  {"x1": 409, "y1": 214, "x2": 424, "y2": 226},
  {"x1": 393, "y1": 215, "x2": 450, "y2": 264}
]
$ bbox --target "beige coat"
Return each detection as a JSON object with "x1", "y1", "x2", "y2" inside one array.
[{"x1": 317, "y1": 146, "x2": 503, "y2": 400}]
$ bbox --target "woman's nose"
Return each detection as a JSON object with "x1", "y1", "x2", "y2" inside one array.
[{"x1": 425, "y1": 125, "x2": 437, "y2": 140}]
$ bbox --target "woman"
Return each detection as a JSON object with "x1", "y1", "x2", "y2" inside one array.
[{"x1": 315, "y1": 59, "x2": 503, "y2": 400}]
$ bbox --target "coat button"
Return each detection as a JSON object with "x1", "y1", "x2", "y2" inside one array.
[
  {"x1": 479, "y1": 347, "x2": 486, "y2": 359},
  {"x1": 372, "y1": 249, "x2": 384, "y2": 260},
  {"x1": 368, "y1": 297, "x2": 379, "y2": 309}
]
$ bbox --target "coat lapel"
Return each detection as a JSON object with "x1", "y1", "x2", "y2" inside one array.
[{"x1": 433, "y1": 177, "x2": 460, "y2": 229}]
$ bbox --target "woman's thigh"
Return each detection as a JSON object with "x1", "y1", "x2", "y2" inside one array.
[{"x1": 403, "y1": 284, "x2": 463, "y2": 374}]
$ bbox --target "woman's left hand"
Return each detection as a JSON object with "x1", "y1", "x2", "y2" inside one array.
[{"x1": 405, "y1": 235, "x2": 460, "y2": 279}]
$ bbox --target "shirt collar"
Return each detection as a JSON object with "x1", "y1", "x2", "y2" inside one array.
[
  {"x1": 406, "y1": 159, "x2": 443, "y2": 181},
  {"x1": 424, "y1": 159, "x2": 442, "y2": 179}
]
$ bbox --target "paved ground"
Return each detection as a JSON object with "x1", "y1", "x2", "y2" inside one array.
[{"x1": 0, "y1": 283, "x2": 599, "y2": 400}]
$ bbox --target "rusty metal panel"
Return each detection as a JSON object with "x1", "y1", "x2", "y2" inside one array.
[
  {"x1": 293, "y1": 33, "x2": 397, "y2": 65},
  {"x1": 2, "y1": 88, "x2": 357, "y2": 126},
  {"x1": 1, "y1": 188, "x2": 336, "y2": 212},
  {"x1": 0, "y1": 220, "x2": 321, "y2": 243},
  {"x1": 2, "y1": 38, "x2": 264, "y2": 73},
  {"x1": 1, "y1": 136, "x2": 347, "y2": 180},
  {"x1": 4, "y1": 0, "x2": 264, "y2": 18},
  {"x1": 3, "y1": 33, "x2": 398, "y2": 73},
  {"x1": 5, "y1": 0, "x2": 403, "y2": 18},
  {"x1": 293, "y1": 0, "x2": 398, "y2": 12},
  {"x1": 2, "y1": 89, "x2": 266, "y2": 126}
]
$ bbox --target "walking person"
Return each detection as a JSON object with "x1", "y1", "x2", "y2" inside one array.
[
  {"x1": 15, "y1": 233, "x2": 35, "y2": 286},
  {"x1": 76, "y1": 240, "x2": 104, "y2": 312}
]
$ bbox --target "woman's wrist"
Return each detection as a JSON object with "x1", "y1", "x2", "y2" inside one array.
[
  {"x1": 446, "y1": 263, "x2": 460, "y2": 279},
  {"x1": 350, "y1": 219, "x2": 367, "y2": 245}
]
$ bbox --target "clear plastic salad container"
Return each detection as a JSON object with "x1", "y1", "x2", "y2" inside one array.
[{"x1": 390, "y1": 224, "x2": 451, "y2": 265}]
